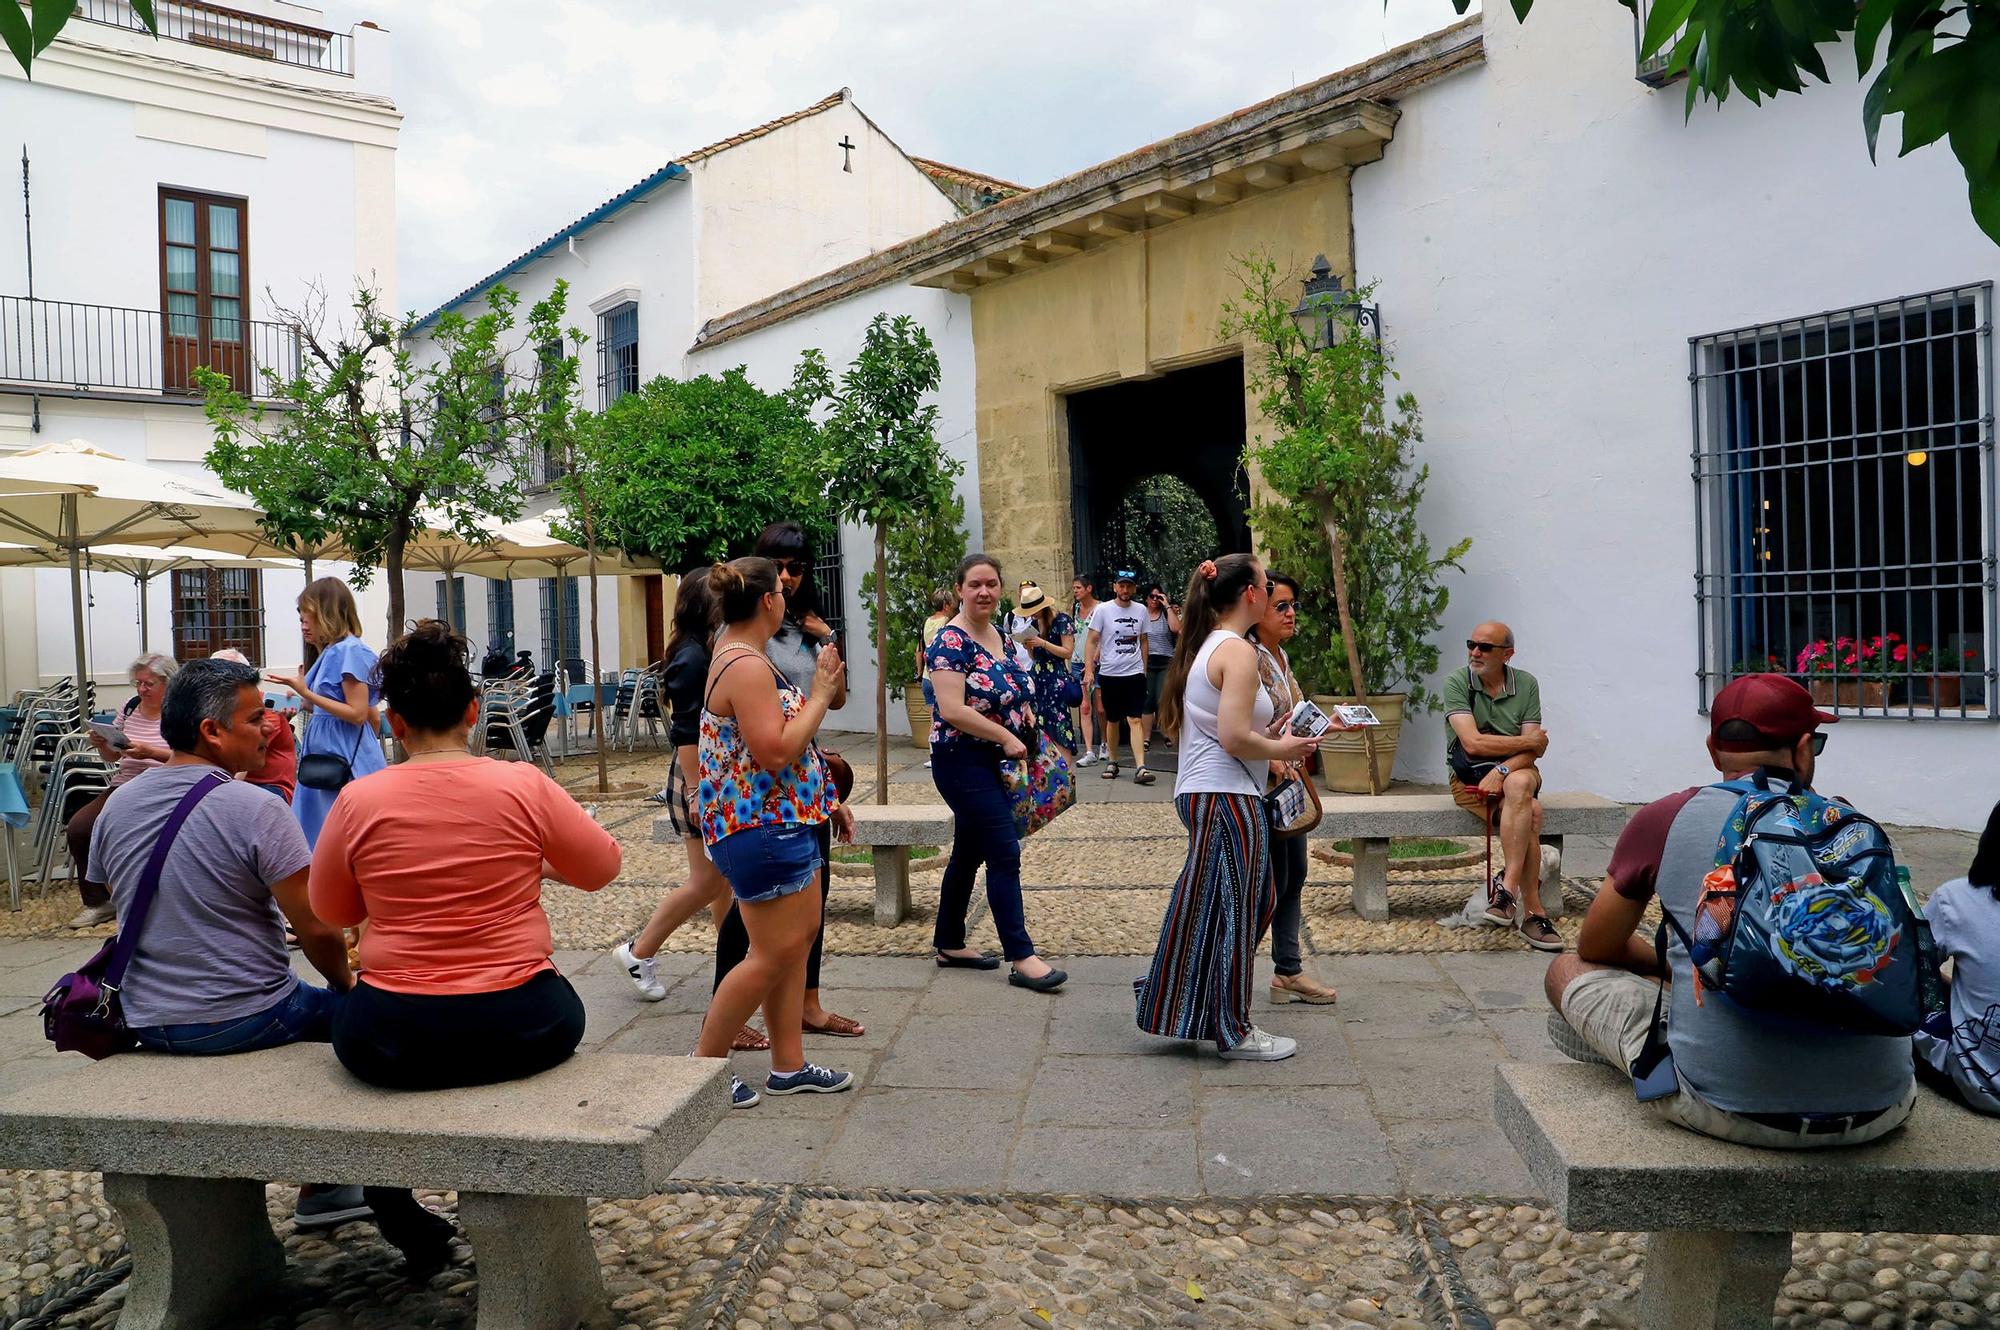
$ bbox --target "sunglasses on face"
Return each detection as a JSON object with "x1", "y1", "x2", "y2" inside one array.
[
  {"x1": 1271, "y1": 599, "x2": 1298, "y2": 613},
  {"x1": 773, "y1": 559, "x2": 807, "y2": 575},
  {"x1": 1467, "y1": 640, "x2": 1509, "y2": 653}
]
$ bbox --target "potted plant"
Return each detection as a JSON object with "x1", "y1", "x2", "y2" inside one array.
[
  {"x1": 861, "y1": 471, "x2": 969, "y2": 752},
  {"x1": 1221, "y1": 255, "x2": 1470, "y2": 794},
  {"x1": 1796, "y1": 636, "x2": 1902, "y2": 709},
  {"x1": 1898, "y1": 642, "x2": 1980, "y2": 709}
]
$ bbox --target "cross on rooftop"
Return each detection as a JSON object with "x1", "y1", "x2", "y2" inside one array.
[{"x1": 838, "y1": 136, "x2": 856, "y2": 173}]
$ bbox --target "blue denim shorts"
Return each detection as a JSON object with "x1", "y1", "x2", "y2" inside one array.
[{"x1": 709, "y1": 822, "x2": 822, "y2": 904}]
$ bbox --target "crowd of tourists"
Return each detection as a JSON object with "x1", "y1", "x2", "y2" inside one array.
[{"x1": 41, "y1": 531, "x2": 2000, "y2": 1287}]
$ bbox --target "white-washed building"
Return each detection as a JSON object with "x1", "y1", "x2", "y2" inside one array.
[
  {"x1": 404, "y1": 89, "x2": 990, "y2": 737},
  {"x1": 0, "y1": 0, "x2": 399, "y2": 699}
]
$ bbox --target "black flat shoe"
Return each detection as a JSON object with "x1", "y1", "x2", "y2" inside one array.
[
  {"x1": 1008, "y1": 967, "x2": 1068, "y2": 992},
  {"x1": 937, "y1": 950, "x2": 1001, "y2": 970}
]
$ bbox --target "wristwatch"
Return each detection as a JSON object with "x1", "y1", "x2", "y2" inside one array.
[{"x1": 1495, "y1": 763, "x2": 1511, "y2": 778}]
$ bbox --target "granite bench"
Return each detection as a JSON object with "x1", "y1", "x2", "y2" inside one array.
[
  {"x1": 1494, "y1": 1061, "x2": 2000, "y2": 1330},
  {"x1": 656, "y1": 804, "x2": 955, "y2": 926},
  {"x1": 0, "y1": 1044, "x2": 730, "y2": 1330},
  {"x1": 1314, "y1": 791, "x2": 1628, "y2": 920}
]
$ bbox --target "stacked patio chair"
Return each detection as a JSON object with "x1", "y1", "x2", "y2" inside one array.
[
  {"x1": 479, "y1": 673, "x2": 556, "y2": 775},
  {"x1": 23, "y1": 736, "x2": 112, "y2": 903},
  {"x1": 558, "y1": 658, "x2": 599, "y2": 751}
]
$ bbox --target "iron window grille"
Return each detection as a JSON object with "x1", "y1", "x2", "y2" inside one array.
[
  {"x1": 536, "y1": 339, "x2": 570, "y2": 484},
  {"x1": 170, "y1": 567, "x2": 264, "y2": 663},
  {"x1": 434, "y1": 575, "x2": 466, "y2": 629},
  {"x1": 1692, "y1": 283, "x2": 1996, "y2": 721},
  {"x1": 487, "y1": 580, "x2": 517, "y2": 657},
  {"x1": 597, "y1": 303, "x2": 638, "y2": 409},
  {"x1": 812, "y1": 536, "x2": 847, "y2": 657},
  {"x1": 538, "y1": 575, "x2": 582, "y2": 671},
  {"x1": 1632, "y1": 0, "x2": 1685, "y2": 87}
]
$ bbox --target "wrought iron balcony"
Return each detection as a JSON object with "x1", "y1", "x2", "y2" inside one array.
[
  {"x1": 1632, "y1": 0, "x2": 1687, "y2": 88},
  {"x1": 0, "y1": 296, "x2": 301, "y2": 403},
  {"x1": 64, "y1": 0, "x2": 354, "y2": 77}
]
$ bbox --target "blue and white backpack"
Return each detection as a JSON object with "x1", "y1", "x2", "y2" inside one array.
[{"x1": 1664, "y1": 772, "x2": 1931, "y2": 1037}]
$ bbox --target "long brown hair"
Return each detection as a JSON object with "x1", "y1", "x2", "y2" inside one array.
[
  {"x1": 1156, "y1": 553, "x2": 1261, "y2": 742},
  {"x1": 298, "y1": 576, "x2": 365, "y2": 643}
]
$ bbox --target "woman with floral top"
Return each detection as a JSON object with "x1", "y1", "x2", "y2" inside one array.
[
  {"x1": 928, "y1": 554, "x2": 1068, "y2": 992},
  {"x1": 1010, "y1": 582, "x2": 1078, "y2": 757},
  {"x1": 691, "y1": 557, "x2": 857, "y2": 1110}
]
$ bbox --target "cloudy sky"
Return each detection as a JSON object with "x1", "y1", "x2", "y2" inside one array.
[{"x1": 363, "y1": 0, "x2": 1474, "y2": 314}]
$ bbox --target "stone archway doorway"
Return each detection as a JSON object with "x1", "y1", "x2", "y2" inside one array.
[{"x1": 1066, "y1": 357, "x2": 1251, "y2": 593}]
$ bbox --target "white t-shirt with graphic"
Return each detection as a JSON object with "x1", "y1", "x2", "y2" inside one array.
[{"x1": 1088, "y1": 600, "x2": 1147, "y2": 678}]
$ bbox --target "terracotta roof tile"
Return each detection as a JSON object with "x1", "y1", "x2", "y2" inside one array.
[{"x1": 910, "y1": 158, "x2": 1029, "y2": 198}]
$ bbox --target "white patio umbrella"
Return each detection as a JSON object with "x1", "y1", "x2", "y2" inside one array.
[
  {"x1": 0, "y1": 542, "x2": 287, "y2": 656},
  {"x1": 0, "y1": 440, "x2": 266, "y2": 690}
]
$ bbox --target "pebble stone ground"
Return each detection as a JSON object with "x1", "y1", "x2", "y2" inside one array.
[{"x1": 0, "y1": 736, "x2": 1988, "y2": 1330}]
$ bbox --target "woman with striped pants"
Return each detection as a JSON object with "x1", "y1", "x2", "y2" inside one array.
[{"x1": 1134, "y1": 554, "x2": 1321, "y2": 1061}]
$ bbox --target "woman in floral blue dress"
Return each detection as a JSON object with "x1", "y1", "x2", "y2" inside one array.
[
  {"x1": 927, "y1": 555, "x2": 1067, "y2": 992},
  {"x1": 1010, "y1": 583, "x2": 1078, "y2": 756}
]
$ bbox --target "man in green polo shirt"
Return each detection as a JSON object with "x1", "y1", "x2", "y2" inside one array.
[{"x1": 1442, "y1": 621, "x2": 1560, "y2": 953}]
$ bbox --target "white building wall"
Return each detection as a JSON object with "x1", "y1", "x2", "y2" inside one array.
[
  {"x1": 688, "y1": 282, "x2": 978, "y2": 737},
  {"x1": 0, "y1": 6, "x2": 398, "y2": 698},
  {"x1": 691, "y1": 98, "x2": 963, "y2": 328},
  {"x1": 1352, "y1": 8, "x2": 1999, "y2": 829}
]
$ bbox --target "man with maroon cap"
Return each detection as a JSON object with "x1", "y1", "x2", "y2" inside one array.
[{"x1": 1541, "y1": 675, "x2": 1916, "y2": 1147}]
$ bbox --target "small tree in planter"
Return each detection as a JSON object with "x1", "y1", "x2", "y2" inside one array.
[
  {"x1": 801, "y1": 313, "x2": 948, "y2": 805},
  {"x1": 1221, "y1": 254, "x2": 1470, "y2": 793},
  {"x1": 860, "y1": 472, "x2": 969, "y2": 747}
]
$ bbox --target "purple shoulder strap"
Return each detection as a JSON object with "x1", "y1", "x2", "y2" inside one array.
[{"x1": 102, "y1": 770, "x2": 229, "y2": 993}]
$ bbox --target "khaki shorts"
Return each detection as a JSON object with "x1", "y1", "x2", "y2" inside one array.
[
  {"x1": 1558, "y1": 967, "x2": 1916, "y2": 1149},
  {"x1": 1449, "y1": 770, "x2": 1542, "y2": 825}
]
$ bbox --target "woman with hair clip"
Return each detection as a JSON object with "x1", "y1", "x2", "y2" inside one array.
[
  {"x1": 309, "y1": 620, "x2": 623, "y2": 1263},
  {"x1": 692, "y1": 557, "x2": 856, "y2": 1109},
  {"x1": 1135, "y1": 554, "x2": 1320, "y2": 1061},
  {"x1": 267, "y1": 577, "x2": 385, "y2": 848},
  {"x1": 707, "y1": 523, "x2": 863, "y2": 1046},
  {"x1": 1913, "y1": 800, "x2": 2000, "y2": 1112}
]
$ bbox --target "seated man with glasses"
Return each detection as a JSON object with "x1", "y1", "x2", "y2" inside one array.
[
  {"x1": 1442, "y1": 621, "x2": 1561, "y2": 952},
  {"x1": 1543, "y1": 676, "x2": 1915, "y2": 1147}
]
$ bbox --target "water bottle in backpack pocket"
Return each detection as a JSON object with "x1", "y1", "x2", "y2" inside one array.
[{"x1": 1664, "y1": 773, "x2": 1935, "y2": 1037}]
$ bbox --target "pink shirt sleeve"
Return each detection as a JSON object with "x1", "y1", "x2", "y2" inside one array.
[
  {"x1": 535, "y1": 772, "x2": 622, "y2": 891},
  {"x1": 308, "y1": 795, "x2": 367, "y2": 926}
]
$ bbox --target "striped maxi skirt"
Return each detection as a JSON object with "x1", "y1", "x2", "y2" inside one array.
[{"x1": 1134, "y1": 792, "x2": 1274, "y2": 1052}]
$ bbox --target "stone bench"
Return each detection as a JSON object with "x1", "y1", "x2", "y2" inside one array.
[
  {"x1": 1494, "y1": 1061, "x2": 2000, "y2": 1330},
  {"x1": 1314, "y1": 791, "x2": 1628, "y2": 920},
  {"x1": 0, "y1": 1044, "x2": 729, "y2": 1330},
  {"x1": 847, "y1": 804, "x2": 954, "y2": 925}
]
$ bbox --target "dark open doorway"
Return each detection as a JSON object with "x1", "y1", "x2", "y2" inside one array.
[{"x1": 1067, "y1": 357, "x2": 1251, "y2": 593}]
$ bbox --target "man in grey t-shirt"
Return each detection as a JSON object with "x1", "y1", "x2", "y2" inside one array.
[{"x1": 1543, "y1": 675, "x2": 1914, "y2": 1148}]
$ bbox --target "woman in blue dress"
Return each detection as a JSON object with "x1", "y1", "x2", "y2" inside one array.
[
  {"x1": 267, "y1": 577, "x2": 386, "y2": 847},
  {"x1": 1010, "y1": 582, "x2": 1078, "y2": 756}
]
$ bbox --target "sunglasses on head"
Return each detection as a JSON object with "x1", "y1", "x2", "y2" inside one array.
[{"x1": 1466, "y1": 639, "x2": 1509, "y2": 652}]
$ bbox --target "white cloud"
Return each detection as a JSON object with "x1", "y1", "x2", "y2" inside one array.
[{"x1": 360, "y1": 0, "x2": 1476, "y2": 313}]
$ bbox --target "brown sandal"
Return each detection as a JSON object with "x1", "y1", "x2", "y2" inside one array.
[
  {"x1": 803, "y1": 1011, "x2": 865, "y2": 1038},
  {"x1": 730, "y1": 1024, "x2": 770, "y2": 1051}
]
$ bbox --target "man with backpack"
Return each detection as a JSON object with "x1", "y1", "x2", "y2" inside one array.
[{"x1": 1544, "y1": 674, "x2": 1921, "y2": 1147}]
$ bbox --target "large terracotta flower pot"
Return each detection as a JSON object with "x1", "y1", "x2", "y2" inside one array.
[
  {"x1": 1929, "y1": 675, "x2": 1964, "y2": 710},
  {"x1": 1310, "y1": 693, "x2": 1405, "y2": 795},
  {"x1": 1808, "y1": 678, "x2": 1889, "y2": 709},
  {"x1": 903, "y1": 685, "x2": 931, "y2": 750}
]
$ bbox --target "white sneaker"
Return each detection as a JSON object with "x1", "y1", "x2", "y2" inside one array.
[
  {"x1": 1076, "y1": 751, "x2": 1097, "y2": 767},
  {"x1": 1218, "y1": 1027, "x2": 1298, "y2": 1061},
  {"x1": 1096, "y1": 744, "x2": 1109, "y2": 760},
  {"x1": 613, "y1": 941, "x2": 666, "y2": 1001},
  {"x1": 66, "y1": 903, "x2": 115, "y2": 929}
]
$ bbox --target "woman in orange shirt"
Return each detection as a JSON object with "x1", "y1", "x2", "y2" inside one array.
[{"x1": 308, "y1": 620, "x2": 622, "y2": 1091}]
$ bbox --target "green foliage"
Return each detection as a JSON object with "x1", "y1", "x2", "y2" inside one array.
[
  {"x1": 808, "y1": 314, "x2": 948, "y2": 530},
  {"x1": 1102, "y1": 475, "x2": 1221, "y2": 599},
  {"x1": 1448, "y1": 0, "x2": 2000, "y2": 244},
  {"x1": 566, "y1": 364, "x2": 831, "y2": 570},
  {"x1": 201, "y1": 281, "x2": 578, "y2": 634},
  {"x1": 1220, "y1": 254, "x2": 1470, "y2": 713},
  {"x1": 1, "y1": 0, "x2": 138, "y2": 77},
  {"x1": 860, "y1": 474, "x2": 969, "y2": 698}
]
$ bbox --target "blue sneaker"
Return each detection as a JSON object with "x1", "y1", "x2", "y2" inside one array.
[
  {"x1": 730, "y1": 1075, "x2": 761, "y2": 1109},
  {"x1": 765, "y1": 1062, "x2": 854, "y2": 1096}
]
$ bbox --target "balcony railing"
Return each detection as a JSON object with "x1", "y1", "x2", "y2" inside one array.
[
  {"x1": 65, "y1": 0, "x2": 354, "y2": 76},
  {"x1": 1632, "y1": 0, "x2": 1687, "y2": 87},
  {"x1": 0, "y1": 296, "x2": 301, "y2": 402}
]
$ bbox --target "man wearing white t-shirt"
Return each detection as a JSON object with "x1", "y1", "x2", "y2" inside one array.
[{"x1": 1084, "y1": 569, "x2": 1154, "y2": 784}]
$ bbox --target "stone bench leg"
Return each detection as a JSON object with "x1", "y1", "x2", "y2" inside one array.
[
  {"x1": 1350, "y1": 839, "x2": 1391, "y2": 920},
  {"x1": 874, "y1": 847, "x2": 912, "y2": 926},
  {"x1": 1540, "y1": 833, "x2": 1566, "y2": 920},
  {"x1": 103, "y1": 1172, "x2": 283, "y2": 1330},
  {"x1": 1637, "y1": 1230, "x2": 1791, "y2": 1330},
  {"x1": 458, "y1": 1191, "x2": 604, "y2": 1330}
]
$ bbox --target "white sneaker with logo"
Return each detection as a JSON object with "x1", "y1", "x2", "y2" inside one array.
[
  {"x1": 613, "y1": 941, "x2": 665, "y2": 1001},
  {"x1": 1218, "y1": 1027, "x2": 1298, "y2": 1061}
]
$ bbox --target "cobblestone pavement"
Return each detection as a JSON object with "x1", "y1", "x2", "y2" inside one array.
[{"x1": 0, "y1": 741, "x2": 1986, "y2": 1329}]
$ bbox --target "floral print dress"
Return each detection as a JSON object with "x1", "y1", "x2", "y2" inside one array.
[
  {"x1": 925, "y1": 625, "x2": 1037, "y2": 754},
  {"x1": 1024, "y1": 612, "x2": 1079, "y2": 754},
  {"x1": 696, "y1": 645, "x2": 832, "y2": 847}
]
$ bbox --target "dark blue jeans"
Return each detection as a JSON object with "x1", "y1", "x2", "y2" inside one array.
[
  {"x1": 133, "y1": 980, "x2": 342, "y2": 1055},
  {"x1": 930, "y1": 746, "x2": 1034, "y2": 962}
]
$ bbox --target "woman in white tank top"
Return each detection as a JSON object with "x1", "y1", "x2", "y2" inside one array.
[{"x1": 1133, "y1": 554, "x2": 1321, "y2": 1062}]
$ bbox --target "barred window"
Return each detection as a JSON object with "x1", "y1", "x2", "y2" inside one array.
[
  {"x1": 433, "y1": 575, "x2": 466, "y2": 630},
  {"x1": 597, "y1": 303, "x2": 638, "y2": 408},
  {"x1": 1692, "y1": 283, "x2": 1995, "y2": 720},
  {"x1": 538, "y1": 575, "x2": 581, "y2": 671},
  {"x1": 487, "y1": 579, "x2": 516, "y2": 657},
  {"x1": 171, "y1": 568, "x2": 263, "y2": 664}
]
